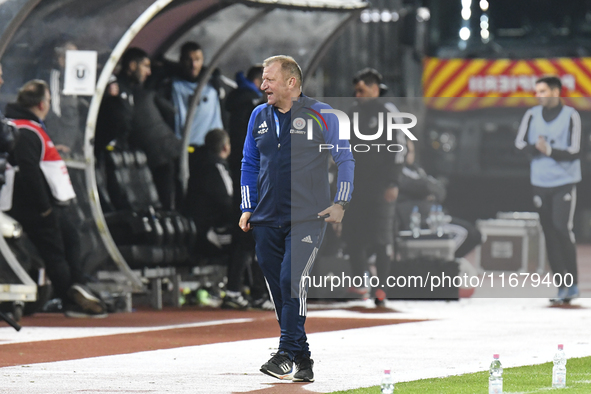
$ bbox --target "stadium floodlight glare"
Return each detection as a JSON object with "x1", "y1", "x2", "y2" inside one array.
[
  {"x1": 460, "y1": 27, "x2": 471, "y2": 40},
  {"x1": 481, "y1": 14, "x2": 488, "y2": 22},
  {"x1": 416, "y1": 7, "x2": 430, "y2": 22},
  {"x1": 391, "y1": 11, "x2": 400, "y2": 22},
  {"x1": 461, "y1": 8, "x2": 471, "y2": 20},
  {"x1": 381, "y1": 10, "x2": 392, "y2": 22},
  {"x1": 371, "y1": 9, "x2": 381, "y2": 22},
  {"x1": 480, "y1": 21, "x2": 488, "y2": 29},
  {"x1": 461, "y1": 0, "x2": 472, "y2": 9},
  {"x1": 360, "y1": 10, "x2": 370, "y2": 23},
  {"x1": 481, "y1": 29, "x2": 490, "y2": 39},
  {"x1": 480, "y1": 0, "x2": 489, "y2": 11}
]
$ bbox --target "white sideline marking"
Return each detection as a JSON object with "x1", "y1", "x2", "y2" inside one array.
[
  {"x1": 0, "y1": 318, "x2": 253, "y2": 345},
  {"x1": 1, "y1": 299, "x2": 591, "y2": 393}
]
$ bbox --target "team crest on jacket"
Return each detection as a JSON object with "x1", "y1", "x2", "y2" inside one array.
[{"x1": 293, "y1": 117, "x2": 306, "y2": 129}]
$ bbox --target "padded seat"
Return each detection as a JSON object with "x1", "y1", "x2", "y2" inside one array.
[{"x1": 101, "y1": 149, "x2": 196, "y2": 267}]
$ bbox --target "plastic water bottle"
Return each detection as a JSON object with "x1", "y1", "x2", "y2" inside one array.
[
  {"x1": 410, "y1": 206, "x2": 421, "y2": 238},
  {"x1": 435, "y1": 205, "x2": 445, "y2": 237},
  {"x1": 489, "y1": 354, "x2": 503, "y2": 394},
  {"x1": 427, "y1": 205, "x2": 437, "y2": 233},
  {"x1": 552, "y1": 344, "x2": 567, "y2": 388},
  {"x1": 380, "y1": 369, "x2": 395, "y2": 393}
]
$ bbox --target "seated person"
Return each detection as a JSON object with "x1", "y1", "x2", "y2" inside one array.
[
  {"x1": 188, "y1": 129, "x2": 233, "y2": 259},
  {"x1": 396, "y1": 140, "x2": 482, "y2": 259}
]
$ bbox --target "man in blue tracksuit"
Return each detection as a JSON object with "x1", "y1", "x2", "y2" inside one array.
[
  {"x1": 240, "y1": 55, "x2": 354, "y2": 382},
  {"x1": 515, "y1": 75, "x2": 581, "y2": 304}
]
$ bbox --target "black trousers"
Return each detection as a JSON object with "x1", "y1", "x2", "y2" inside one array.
[
  {"x1": 533, "y1": 183, "x2": 578, "y2": 286},
  {"x1": 8, "y1": 204, "x2": 84, "y2": 301},
  {"x1": 344, "y1": 198, "x2": 396, "y2": 293},
  {"x1": 226, "y1": 228, "x2": 268, "y2": 298},
  {"x1": 150, "y1": 160, "x2": 176, "y2": 211}
]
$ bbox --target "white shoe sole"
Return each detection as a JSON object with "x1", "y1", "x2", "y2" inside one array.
[
  {"x1": 260, "y1": 368, "x2": 293, "y2": 380},
  {"x1": 68, "y1": 285, "x2": 105, "y2": 314}
]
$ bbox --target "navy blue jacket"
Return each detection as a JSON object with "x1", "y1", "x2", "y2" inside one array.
[{"x1": 241, "y1": 95, "x2": 355, "y2": 226}]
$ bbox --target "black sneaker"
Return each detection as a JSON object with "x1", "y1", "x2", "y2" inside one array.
[
  {"x1": 251, "y1": 297, "x2": 274, "y2": 311},
  {"x1": 221, "y1": 292, "x2": 249, "y2": 310},
  {"x1": 64, "y1": 304, "x2": 107, "y2": 319},
  {"x1": 67, "y1": 284, "x2": 107, "y2": 314},
  {"x1": 293, "y1": 356, "x2": 314, "y2": 382},
  {"x1": 260, "y1": 351, "x2": 293, "y2": 380}
]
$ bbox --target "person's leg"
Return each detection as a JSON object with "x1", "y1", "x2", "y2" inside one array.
[
  {"x1": 253, "y1": 226, "x2": 286, "y2": 324},
  {"x1": 12, "y1": 211, "x2": 72, "y2": 301},
  {"x1": 150, "y1": 161, "x2": 175, "y2": 211},
  {"x1": 56, "y1": 204, "x2": 85, "y2": 284},
  {"x1": 373, "y1": 244, "x2": 391, "y2": 302},
  {"x1": 250, "y1": 257, "x2": 270, "y2": 300},
  {"x1": 551, "y1": 184, "x2": 578, "y2": 287},
  {"x1": 255, "y1": 225, "x2": 295, "y2": 380},
  {"x1": 287, "y1": 221, "x2": 326, "y2": 383},
  {"x1": 281, "y1": 221, "x2": 326, "y2": 359},
  {"x1": 445, "y1": 217, "x2": 482, "y2": 258},
  {"x1": 222, "y1": 228, "x2": 251, "y2": 309},
  {"x1": 373, "y1": 200, "x2": 395, "y2": 303},
  {"x1": 534, "y1": 186, "x2": 565, "y2": 281},
  {"x1": 226, "y1": 229, "x2": 249, "y2": 293}
]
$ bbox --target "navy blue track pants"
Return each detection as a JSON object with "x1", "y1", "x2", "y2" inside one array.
[{"x1": 253, "y1": 220, "x2": 327, "y2": 359}]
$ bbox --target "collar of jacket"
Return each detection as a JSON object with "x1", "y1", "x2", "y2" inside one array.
[{"x1": 4, "y1": 103, "x2": 42, "y2": 123}]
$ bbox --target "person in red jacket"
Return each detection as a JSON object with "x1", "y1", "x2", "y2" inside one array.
[{"x1": 4, "y1": 80, "x2": 106, "y2": 317}]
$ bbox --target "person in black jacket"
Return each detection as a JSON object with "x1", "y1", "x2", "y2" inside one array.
[
  {"x1": 4, "y1": 80, "x2": 106, "y2": 317},
  {"x1": 341, "y1": 68, "x2": 406, "y2": 307},
  {"x1": 226, "y1": 65, "x2": 264, "y2": 187},
  {"x1": 0, "y1": 63, "x2": 18, "y2": 187},
  {"x1": 97, "y1": 47, "x2": 180, "y2": 210},
  {"x1": 38, "y1": 40, "x2": 86, "y2": 158},
  {"x1": 222, "y1": 65, "x2": 271, "y2": 310},
  {"x1": 189, "y1": 128, "x2": 233, "y2": 258}
]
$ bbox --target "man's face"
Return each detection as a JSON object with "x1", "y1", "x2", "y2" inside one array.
[
  {"x1": 0, "y1": 64, "x2": 3, "y2": 91},
  {"x1": 181, "y1": 50, "x2": 204, "y2": 79},
  {"x1": 130, "y1": 57, "x2": 151, "y2": 84},
  {"x1": 535, "y1": 82, "x2": 560, "y2": 107},
  {"x1": 261, "y1": 62, "x2": 291, "y2": 108},
  {"x1": 57, "y1": 42, "x2": 77, "y2": 69},
  {"x1": 354, "y1": 80, "x2": 380, "y2": 98},
  {"x1": 39, "y1": 89, "x2": 51, "y2": 120}
]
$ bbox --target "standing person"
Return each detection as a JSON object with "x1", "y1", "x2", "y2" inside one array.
[
  {"x1": 223, "y1": 65, "x2": 270, "y2": 310},
  {"x1": 3, "y1": 80, "x2": 106, "y2": 317},
  {"x1": 515, "y1": 75, "x2": 581, "y2": 303},
  {"x1": 97, "y1": 47, "x2": 180, "y2": 210},
  {"x1": 39, "y1": 40, "x2": 85, "y2": 157},
  {"x1": 226, "y1": 65, "x2": 264, "y2": 190},
  {"x1": 240, "y1": 55, "x2": 354, "y2": 382},
  {"x1": 342, "y1": 68, "x2": 406, "y2": 307},
  {"x1": 158, "y1": 41, "x2": 224, "y2": 211},
  {"x1": 160, "y1": 41, "x2": 223, "y2": 146}
]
